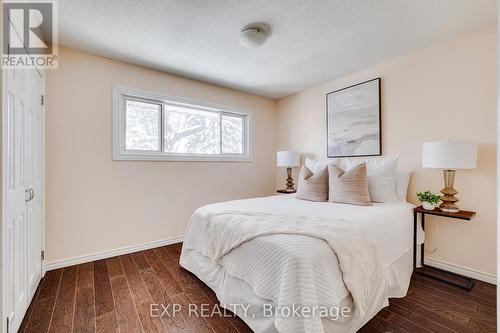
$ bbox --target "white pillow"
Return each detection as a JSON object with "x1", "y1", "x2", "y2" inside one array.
[
  {"x1": 396, "y1": 171, "x2": 412, "y2": 202},
  {"x1": 304, "y1": 158, "x2": 327, "y2": 173},
  {"x1": 305, "y1": 157, "x2": 345, "y2": 172},
  {"x1": 344, "y1": 156, "x2": 399, "y2": 203}
]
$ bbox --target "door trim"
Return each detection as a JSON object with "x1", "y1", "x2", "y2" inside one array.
[
  {"x1": 2, "y1": 54, "x2": 7, "y2": 333},
  {"x1": 2, "y1": 60, "x2": 9, "y2": 333},
  {"x1": 41, "y1": 80, "x2": 46, "y2": 278}
]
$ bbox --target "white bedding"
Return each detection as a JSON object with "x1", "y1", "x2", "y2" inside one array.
[{"x1": 180, "y1": 195, "x2": 420, "y2": 333}]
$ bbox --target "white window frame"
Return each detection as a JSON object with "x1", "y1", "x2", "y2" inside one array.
[{"x1": 112, "y1": 85, "x2": 252, "y2": 162}]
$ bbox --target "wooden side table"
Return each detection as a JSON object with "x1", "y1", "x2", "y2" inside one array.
[
  {"x1": 276, "y1": 189, "x2": 296, "y2": 194},
  {"x1": 413, "y1": 206, "x2": 476, "y2": 290}
]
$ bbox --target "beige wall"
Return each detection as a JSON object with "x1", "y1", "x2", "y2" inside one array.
[
  {"x1": 276, "y1": 26, "x2": 497, "y2": 276},
  {"x1": 45, "y1": 47, "x2": 276, "y2": 264}
]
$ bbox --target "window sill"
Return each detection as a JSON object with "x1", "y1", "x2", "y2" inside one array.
[{"x1": 112, "y1": 154, "x2": 252, "y2": 162}]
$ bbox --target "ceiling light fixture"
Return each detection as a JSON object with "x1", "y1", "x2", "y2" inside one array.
[{"x1": 239, "y1": 25, "x2": 268, "y2": 48}]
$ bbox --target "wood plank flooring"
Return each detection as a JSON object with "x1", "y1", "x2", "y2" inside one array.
[{"x1": 20, "y1": 243, "x2": 496, "y2": 333}]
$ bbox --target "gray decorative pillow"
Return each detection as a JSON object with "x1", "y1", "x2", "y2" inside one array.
[
  {"x1": 296, "y1": 165, "x2": 328, "y2": 202},
  {"x1": 328, "y1": 163, "x2": 372, "y2": 206}
]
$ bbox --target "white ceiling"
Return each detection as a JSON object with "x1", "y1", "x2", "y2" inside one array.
[{"x1": 59, "y1": 0, "x2": 496, "y2": 99}]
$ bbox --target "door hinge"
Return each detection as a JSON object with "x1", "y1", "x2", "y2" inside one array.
[
  {"x1": 41, "y1": 94, "x2": 44, "y2": 106},
  {"x1": 41, "y1": 250, "x2": 45, "y2": 261}
]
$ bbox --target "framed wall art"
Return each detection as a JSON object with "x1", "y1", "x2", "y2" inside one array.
[{"x1": 326, "y1": 78, "x2": 381, "y2": 158}]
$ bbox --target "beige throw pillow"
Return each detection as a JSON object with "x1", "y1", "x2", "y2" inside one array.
[
  {"x1": 344, "y1": 156, "x2": 399, "y2": 203},
  {"x1": 328, "y1": 163, "x2": 372, "y2": 206},
  {"x1": 296, "y1": 165, "x2": 328, "y2": 202}
]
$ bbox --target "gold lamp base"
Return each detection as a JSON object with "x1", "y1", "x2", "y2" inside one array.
[
  {"x1": 284, "y1": 167, "x2": 295, "y2": 192},
  {"x1": 439, "y1": 169, "x2": 460, "y2": 213}
]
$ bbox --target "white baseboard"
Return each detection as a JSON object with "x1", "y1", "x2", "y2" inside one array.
[
  {"x1": 44, "y1": 237, "x2": 497, "y2": 285},
  {"x1": 45, "y1": 236, "x2": 184, "y2": 271},
  {"x1": 425, "y1": 258, "x2": 497, "y2": 285}
]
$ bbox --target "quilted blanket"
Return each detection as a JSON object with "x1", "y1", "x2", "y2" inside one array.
[{"x1": 203, "y1": 211, "x2": 387, "y2": 333}]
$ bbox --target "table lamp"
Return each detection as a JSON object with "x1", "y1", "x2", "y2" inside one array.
[
  {"x1": 422, "y1": 141, "x2": 477, "y2": 212},
  {"x1": 277, "y1": 151, "x2": 300, "y2": 192}
]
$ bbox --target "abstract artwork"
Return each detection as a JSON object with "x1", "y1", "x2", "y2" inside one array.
[{"x1": 326, "y1": 78, "x2": 381, "y2": 157}]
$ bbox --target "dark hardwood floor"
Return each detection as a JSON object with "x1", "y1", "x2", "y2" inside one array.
[{"x1": 20, "y1": 243, "x2": 496, "y2": 333}]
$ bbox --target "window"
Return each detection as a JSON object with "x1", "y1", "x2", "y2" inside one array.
[{"x1": 113, "y1": 86, "x2": 250, "y2": 161}]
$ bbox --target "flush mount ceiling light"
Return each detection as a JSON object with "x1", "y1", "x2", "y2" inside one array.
[{"x1": 239, "y1": 25, "x2": 268, "y2": 48}]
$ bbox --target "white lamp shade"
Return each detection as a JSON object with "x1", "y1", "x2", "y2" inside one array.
[
  {"x1": 277, "y1": 150, "x2": 300, "y2": 167},
  {"x1": 422, "y1": 141, "x2": 477, "y2": 169}
]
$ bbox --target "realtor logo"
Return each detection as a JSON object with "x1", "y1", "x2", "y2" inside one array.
[{"x1": 2, "y1": 0, "x2": 58, "y2": 69}]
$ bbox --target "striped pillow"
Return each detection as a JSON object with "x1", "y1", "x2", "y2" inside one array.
[
  {"x1": 328, "y1": 163, "x2": 372, "y2": 206},
  {"x1": 344, "y1": 156, "x2": 399, "y2": 203},
  {"x1": 296, "y1": 165, "x2": 328, "y2": 202}
]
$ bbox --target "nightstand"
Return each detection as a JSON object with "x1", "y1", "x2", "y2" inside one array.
[
  {"x1": 276, "y1": 189, "x2": 296, "y2": 194},
  {"x1": 413, "y1": 205, "x2": 476, "y2": 290}
]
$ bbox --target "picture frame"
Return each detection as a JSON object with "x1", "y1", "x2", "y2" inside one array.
[{"x1": 326, "y1": 78, "x2": 381, "y2": 158}]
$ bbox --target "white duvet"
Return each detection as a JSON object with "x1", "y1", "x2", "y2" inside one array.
[{"x1": 181, "y1": 195, "x2": 419, "y2": 333}]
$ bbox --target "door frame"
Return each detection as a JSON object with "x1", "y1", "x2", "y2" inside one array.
[
  {"x1": 40, "y1": 75, "x2": 46, "y2": 278},
  {"x1": 1, "y1": 68, "x2": 46, "y2": 333}
]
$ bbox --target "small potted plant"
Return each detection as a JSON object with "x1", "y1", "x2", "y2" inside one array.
[{"x1": 417, "y1": 190, "x2": 441, "y2": 210}]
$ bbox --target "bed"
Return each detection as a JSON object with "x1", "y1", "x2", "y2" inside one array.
[{"x1": 180, "y1": 194, "x2": 421, "y2": 333}]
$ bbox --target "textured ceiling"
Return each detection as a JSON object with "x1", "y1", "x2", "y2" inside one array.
[{"x1": 59, "y1": 0, "x2": 496, "y2": 99}]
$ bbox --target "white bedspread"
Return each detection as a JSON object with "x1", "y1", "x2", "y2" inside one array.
[
  {"x1": 204, "y1": 211, "x2": 385, "y2": 333},
  {"x1": 181, "y1": 195, "x2": 418, "y2": 333}
]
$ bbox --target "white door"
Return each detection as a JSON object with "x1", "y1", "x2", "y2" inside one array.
[
  {"x1": 3, "y1": 66, "x2": 44, "y2": 333},
  {"x1": 26, "y1": 71, "x2": 43, "y2": 301}
]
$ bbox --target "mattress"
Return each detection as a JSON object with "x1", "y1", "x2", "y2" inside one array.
[{"x1": 180, "y1": 195, "x2": 420, "y2": 332}]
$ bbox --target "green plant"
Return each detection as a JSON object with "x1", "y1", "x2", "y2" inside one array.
[{"x1": 416, "y1": 190, "x2": 441, "y2": 205}]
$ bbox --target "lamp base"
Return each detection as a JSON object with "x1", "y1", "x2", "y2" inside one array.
[
  {"x1": 439, "y1": 169, "x2": 460, "y2": 213},
  {"x1": 439, "y1": 206, "x2": 460, "y2": 213},
  {"x1": 285, "y1": 167, "x2": 295, "y2": 192}
]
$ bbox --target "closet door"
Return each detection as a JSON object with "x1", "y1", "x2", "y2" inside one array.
[
  {"x1": 26, "y1": 70, "x2": 43, "y2": 301},
  {"x1": 3, "y1": 67, "x2": 44, "y2": 333},
  {"x1": 4, "y1": 67, "x2": 29, "y2": 333}
]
